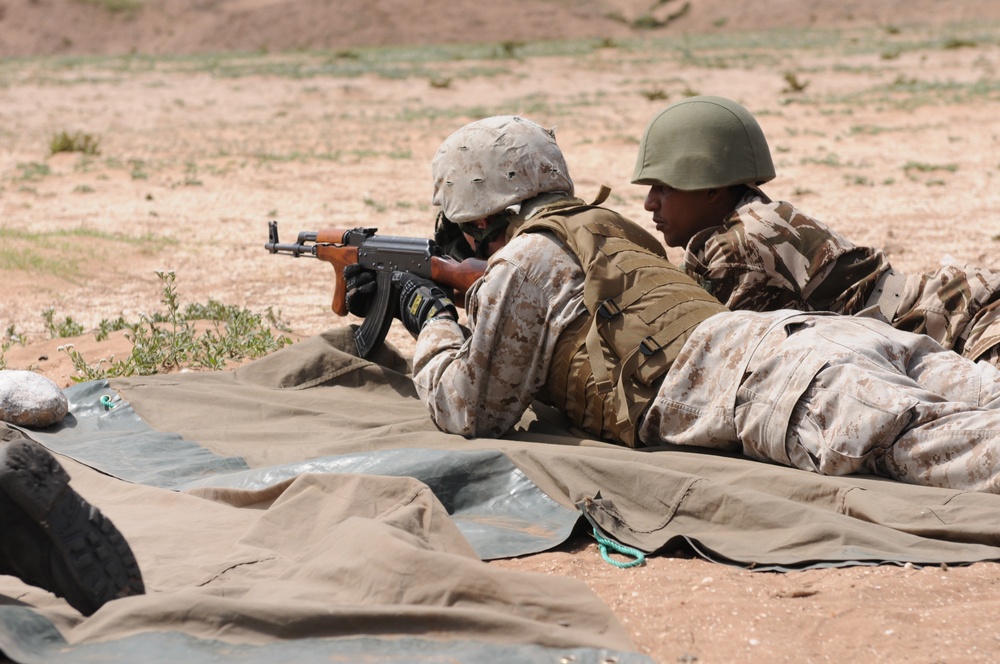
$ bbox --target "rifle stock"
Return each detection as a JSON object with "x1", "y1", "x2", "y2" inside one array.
[
  {"x1": 429, "y1": 255, "x2": 488, "y2": 297},
  {"x1": 265, "y1": 221, "x2": 486, "y2": 356}
]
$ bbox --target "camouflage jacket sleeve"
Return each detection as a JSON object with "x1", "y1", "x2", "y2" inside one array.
[
  {"x1": 683, "y1": 193, "x2": 885, "y2": 314},
  {"x1": 412, "y1": 232, "x2": 585, "y2": 438},
  {"x1": 893, "y1": 265, "x2": 1000, "y2": 357}
]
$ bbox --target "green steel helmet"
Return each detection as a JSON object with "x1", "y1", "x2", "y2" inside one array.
[
  {"x1": 632, "y1": 96, "x2": 776, "y2": 191},
  {"x1": 432, "y1": 115, "x2": 574, "y2": 224}
]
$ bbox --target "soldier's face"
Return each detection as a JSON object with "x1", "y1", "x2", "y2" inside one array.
[
  {"x1": 643, "y1": 184, "x2": 717, "y2": 248},
  {"x1": 462, "y1": 217, "x2": 508, "y2": 257}
]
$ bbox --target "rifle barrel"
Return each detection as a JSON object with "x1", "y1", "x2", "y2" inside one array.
[{"x1": 266, "y1": 241, "x2": 317, "y2": 257}]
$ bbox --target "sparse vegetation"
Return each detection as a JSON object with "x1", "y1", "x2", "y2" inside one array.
[
  {"x1": 49, "y1": 131, "x2": 101, "y2": 156},
  {"x1": 4, "y1": 13, "x2": 1000, "y2": 663},
  {"x1": 782, "y1": 72, "x2": 809, "y2": 93},
  {"x1": 15, "y1": 162, "x2": 51, "y2": 181},
  {"x1": 848, "y1": 124, "x2": 895, "y2": 135},
  {"x1": 0, "y1": 228, "x2": 167, "y2": 280},
  {"x1": 0, "y1": 326, "x2": 27, "y2": 370},
  {"x1": 59, "y1": 271, "x2": 293, "y2": 381},
  {"x1": 801, "y1": 153, "x2": 844, "y2": 167},
  {"x1": 183, "y1": 161, "x2": 202, "y2": 186},
  {"x1": 44, "y1": 309, "x2": 86, "y2": 338},
  {"x1": 0, "y1": 18, "x2": 997, "y2": 388},
  {"x1": 632, "y1": 1, "x2": 690, "y2": 29},
  {"x1": 903, "y1": 161, "x2": 958, "y2": 174},
  {"x1": 942, "y1": 37, "x2": 977, "y2": 49},
  {"x1": 903, "y1": 161, "x2": 958, "y2": 185},
  {"x1": 79, "y1": 0, "x2": 143, "y2": 15},
  {"x1": 497, "y1": 41, "x2": 524, "y2": 58}
]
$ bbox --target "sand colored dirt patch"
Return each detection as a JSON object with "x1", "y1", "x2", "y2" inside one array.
[{"x1": 4, "y1": 8, "x2": 1000, "y2": 662}]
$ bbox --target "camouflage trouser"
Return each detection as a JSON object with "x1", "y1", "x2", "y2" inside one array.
[{"x1": 743, "y1": 315, "x2": 1000, "y2": 492}]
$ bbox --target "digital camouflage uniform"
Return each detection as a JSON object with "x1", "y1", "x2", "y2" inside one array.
[
  {"x1": 414, "y1": 197, "x2": 1000, "y2": 493},
  {"x1": 684, "y1": 190, "x2": 1000, "y2": 366}
]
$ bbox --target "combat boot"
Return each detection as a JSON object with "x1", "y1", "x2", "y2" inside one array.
[{"x1": 0, "y1": 428, "x2": 144, "y2": 615}]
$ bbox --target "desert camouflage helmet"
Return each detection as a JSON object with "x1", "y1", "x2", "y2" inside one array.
[
  {"x1": 632, "y1": 96, "x2": 776, "y2": 191},
  {"x1": 432, "y1": 116, "x2": 574, "y2": 224}
]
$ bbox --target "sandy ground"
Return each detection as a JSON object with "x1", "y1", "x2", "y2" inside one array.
[{"x1": 5, "y1": 13, "x2": 1000, "y2": 664}]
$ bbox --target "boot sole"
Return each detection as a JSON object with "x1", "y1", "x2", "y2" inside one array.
[{"x1": 0, "y1": 436, "x2": 144, "y2": 615}]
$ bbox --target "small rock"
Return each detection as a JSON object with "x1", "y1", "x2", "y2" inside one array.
[{"x1": 0, "y1": 370, "x2": 69, "y2": 428}]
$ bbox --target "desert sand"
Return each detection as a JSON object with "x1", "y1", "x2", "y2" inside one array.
[{"x1": 4, "y1": 1, "x2": 1000, "y2": 661}]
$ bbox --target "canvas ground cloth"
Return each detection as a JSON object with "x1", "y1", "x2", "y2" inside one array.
[{"x1": 5, "y1": 326, "x2": 1000, "y2": 663}]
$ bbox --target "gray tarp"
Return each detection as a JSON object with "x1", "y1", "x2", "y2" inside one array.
[{"x1": 5, "y1": 326, "x2": 1000, "y2": 663}]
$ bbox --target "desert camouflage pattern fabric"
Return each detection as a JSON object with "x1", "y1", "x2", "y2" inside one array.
[
  {"x1": 414, "y1": 228, "x2": 1000, "y2": 492},
  {"x1": 641, "y1": 309, "x2": 1000, "y2": 492},
  {"x1": 683, "y1": 191, "x2": 1000, "y2": 365},
  {"x1": 413, "y1": 231, "x2": 587, "y2": 438}
]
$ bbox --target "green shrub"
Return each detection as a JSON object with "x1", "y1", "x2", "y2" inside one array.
[
  {"x1": 58, "y1": 271, "x2": 293, "y2": 380},
  {"x1": 50, "y1": 131, "x2": 102, "y2": 156}
]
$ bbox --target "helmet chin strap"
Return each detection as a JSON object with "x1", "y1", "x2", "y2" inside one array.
[
  {"x1": 461, "y1": 214, "x2": 510, "y2": 258},
  {"x1": 474, "y1": 226, "x2": 502, "y2": 258}
]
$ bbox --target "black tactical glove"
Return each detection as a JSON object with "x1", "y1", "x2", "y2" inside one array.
[
  {"x1": 393, "y1": 271, "x2": 458, "y2": 337},
  {"x1": 343, "y1": 263, "x2": 377, "y2": 318}
]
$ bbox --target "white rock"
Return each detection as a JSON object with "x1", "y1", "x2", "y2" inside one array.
[{"x1": 0, "y1": 370, "x2": 69, "y2": 428}]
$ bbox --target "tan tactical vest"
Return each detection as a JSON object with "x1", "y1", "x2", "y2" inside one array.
[{"x1": 509, "y1": 193, "x2": 728, "y2": 447}]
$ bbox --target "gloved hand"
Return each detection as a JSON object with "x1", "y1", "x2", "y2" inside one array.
[
  {"x1": 393, "y1": 271, "x2": 458, "y2": 336},
  {"x1": 343, "y1": 264, "x2": 377, "y2": 317}
]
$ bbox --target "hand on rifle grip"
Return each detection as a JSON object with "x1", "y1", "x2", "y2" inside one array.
[
  {"x1": 343, "y1": 264, "x2": 378, "y2": 317},
  {"x1": 393, "y1": 272, "x2": 458, "y2": 337}
]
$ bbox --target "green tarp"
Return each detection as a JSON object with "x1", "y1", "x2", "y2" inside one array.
[{"x1": 5, "y1": 326, "x2": 1000, "y2": 663}]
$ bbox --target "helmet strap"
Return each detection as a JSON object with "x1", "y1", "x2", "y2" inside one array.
[{"x1": 460, "y1": 214, "x2": 510, "y2": 258}]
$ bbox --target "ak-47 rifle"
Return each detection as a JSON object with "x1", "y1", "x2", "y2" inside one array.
[{"x1": 265, "y1": 221, "x2": 486, "y2": 357}]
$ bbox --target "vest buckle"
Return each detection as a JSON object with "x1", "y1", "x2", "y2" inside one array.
[{"x1": 597, "y1": 298, "x2": 622, "y2": 320}]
